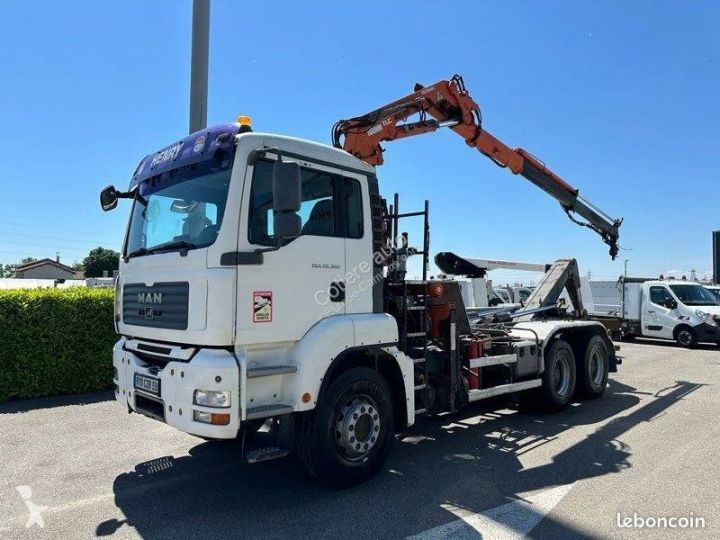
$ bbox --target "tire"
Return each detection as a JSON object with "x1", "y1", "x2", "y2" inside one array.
[
  {"x1": 298, "y1": 367, "x2": 395, "y2": 487},
  {"x1": 537, "y1": 339, "x2": 576, "y2": 412},
  {"x1": 675, "y1": 326, "x2": 697, "y2": 348},
  {"x1": 577, "y1": 335, "x2": 609, "y2": 399}
]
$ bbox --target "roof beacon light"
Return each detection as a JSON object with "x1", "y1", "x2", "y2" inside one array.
[{"x1": 236, "y1": 115, "x2": 252, "y2": 134}]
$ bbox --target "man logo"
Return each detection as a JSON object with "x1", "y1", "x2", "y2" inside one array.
[{"x1": 137, "y1": 292, "x2": 163, "y2": 304}]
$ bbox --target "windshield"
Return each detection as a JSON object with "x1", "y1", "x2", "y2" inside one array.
[
  {"x1": 125, "y1": 162, "x2": 232, "y2": 257},
  {"x1": 707, "y1": 288, "x2": 720, "y2": 302},
  {"x1": 668, "y1": 284, "x2": 719, "y2": 306}
]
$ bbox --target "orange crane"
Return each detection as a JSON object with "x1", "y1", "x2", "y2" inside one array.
[{"x1": 332, "y1": 74, "x2": 622, "y2": 258}]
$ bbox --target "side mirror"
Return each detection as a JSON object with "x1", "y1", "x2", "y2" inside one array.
[
  {"x1": 272, "y1": 160, "x2": 302, "y2": 239},
  {"x1": 274, "y1": 212, "x2": 301, "y2": 239},
  {"x1": 100, "y1": 185, "x2": 119, "y2": 211},
  {"x1": 664, "y1": 297, "x2": 678, "y2": 310},
  {"x1": 272, "y1": 161, "x2": 301, "y2": 213}
]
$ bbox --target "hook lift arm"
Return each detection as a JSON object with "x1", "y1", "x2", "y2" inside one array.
[{"x1": 332, "y1": 75, "x2": 622, "y2": 259}]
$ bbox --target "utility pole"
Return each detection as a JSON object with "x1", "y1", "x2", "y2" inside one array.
[{"x1": 189, "y1": 0, "x2": 210, "y2": 134}]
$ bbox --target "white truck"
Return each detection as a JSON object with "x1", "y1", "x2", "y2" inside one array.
[
  {"x1": 498, "y1": 285, "x2": 535, "y2": 304},
  {"x1": 101, "y1": 75, "x2": 624, "y2": 484},
  {"x1": 455, "y1": 257, "x2": 544, "y2": 310},
  {"x1": 583, "y1": 278, "x2": 720, "y2": 347}
]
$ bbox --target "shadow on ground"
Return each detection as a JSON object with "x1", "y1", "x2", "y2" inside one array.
[
  {"x1": 97, "y1": 380, "x2": 701, "y2": 540},
  {"x1": 625, "y1": 337, "x2": 719, "y2": 351},
  {"x1": 0, "y1": 390, "x2": 114, "y2": 414}
]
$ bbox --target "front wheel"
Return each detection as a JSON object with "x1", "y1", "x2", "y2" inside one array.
[
  {"x1": 675, "y1": 327, "x2": 697, "y2": 348},
  {"x1": 298, "y1": 367, "x2": 395, "y2": 487}
]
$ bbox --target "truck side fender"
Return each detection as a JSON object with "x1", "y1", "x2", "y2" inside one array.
[{"x1": 286, "y1": 314, "x2": 414, "y2": 425}]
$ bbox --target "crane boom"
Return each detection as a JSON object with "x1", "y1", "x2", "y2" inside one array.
[{"x1": 332, "y1": 75, "x2": 623, "y2": 259}]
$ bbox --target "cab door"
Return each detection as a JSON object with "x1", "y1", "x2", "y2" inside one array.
[
  {"x1": 235, "y1": 157, "x2": 348, "y2": 345},
  {"x1": 342, "y1": 171, "x2": 374, "y2": 315},
  {"x1": 643, "y1": 285, "x2": 676, "y2": 339}
]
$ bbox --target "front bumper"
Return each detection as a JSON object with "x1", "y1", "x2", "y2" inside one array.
[
  {"x1": 695, "y1": 322, "x2": 720, "y2": 343},
  {"x1": 112, "y1": 338, "x2": 241, "y2": 439}
]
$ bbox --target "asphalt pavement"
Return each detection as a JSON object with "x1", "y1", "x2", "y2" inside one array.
[{"x1": 1, "y1": 339, "x2": 719, "y2": 539}]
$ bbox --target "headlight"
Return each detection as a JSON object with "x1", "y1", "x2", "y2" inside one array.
[
  {"x1": 695, "y1": 310, "x2": 717, "y2": 326},
  {"x1": 193, "y1": 389, "x2": 231, "y2": 408}
]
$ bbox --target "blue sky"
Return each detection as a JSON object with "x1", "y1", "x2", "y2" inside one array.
[{"x1": 0, "y1": 1, "x2": 718, "y2": 282}]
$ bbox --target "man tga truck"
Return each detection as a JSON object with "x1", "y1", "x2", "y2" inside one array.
[
  {"x1": 583, "y1": 277, "x2": 720, "y2": 347},
  {"x1": 101, "y1": 75, "x2": 623, "y2": 484}
]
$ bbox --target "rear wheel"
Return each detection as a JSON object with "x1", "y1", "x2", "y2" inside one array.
[
  {"x1": 675, "y1": 326, "x2": 697, "y2": 348},
  {"x1": 537, "y1": 339, "x2": 576, "y2": 412},
  {"x1": 578, "y1": 335, "x2": 609, "y2": 399},
  {"x1": 298, "y1": 367, "x2": 395, "y2": 487}
]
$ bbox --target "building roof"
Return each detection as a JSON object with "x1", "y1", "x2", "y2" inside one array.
[{"x1": 15, "y1": 258, "x2": 75, "y2": 274}]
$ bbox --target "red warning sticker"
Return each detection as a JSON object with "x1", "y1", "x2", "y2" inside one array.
[{"x1": 253, "y1": 291, "x2": 273, "y2": 323}]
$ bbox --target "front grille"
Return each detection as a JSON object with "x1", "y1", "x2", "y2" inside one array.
[
  {"x1": 132, "y1": 350, "x2": 175, "y2": 368},
  {"x1": 123, "y1": 282, "x2": 189, "y2": 330}
]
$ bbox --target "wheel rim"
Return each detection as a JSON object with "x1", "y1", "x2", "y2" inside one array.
[
  {"x1": 552, "y1": 354, "x2": 571, "y2": 397},
  {"x1": 678, "y1": 330, "x2": 693, "y2": 346},
  {"x1": 589, "y1": 347, "x2": 605, "y2": 386},
  {"x1": 335, "y1": 394, "x2": 381, "y2": 462}
]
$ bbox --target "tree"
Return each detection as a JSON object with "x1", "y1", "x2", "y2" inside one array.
[
  {"x1": 0, "y1": 263, "x2": 14, "y2": 278},
  {"x1": 20, "y1": 257, "x2": 37, "y2": 265},
  {"x1": 81, "y1": 247, "x2": 120, "y2": 278}
]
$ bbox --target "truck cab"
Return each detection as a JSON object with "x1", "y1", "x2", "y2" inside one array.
[
  {"x1": 108, "y1": 125, "x2": 404, "y2": 440},
  {"x1": 495, "y1": 286, "x2": 533, "y2": 305}
]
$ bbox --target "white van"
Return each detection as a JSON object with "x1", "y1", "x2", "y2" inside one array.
[{"x1": 583, "y1": 278, "x2": 720, "y2": 347}]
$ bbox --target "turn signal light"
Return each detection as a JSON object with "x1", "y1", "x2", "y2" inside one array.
[{"x1": 193, "y1": 410, "x2": 231, "y2": 425}]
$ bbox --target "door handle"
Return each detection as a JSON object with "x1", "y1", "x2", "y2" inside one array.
[
  {"x1": 648, "y1": 310, "x2": 655, "y2": 314},
  {"x1": 330, "y1": 282, "x2": 345, "y2": 302}
]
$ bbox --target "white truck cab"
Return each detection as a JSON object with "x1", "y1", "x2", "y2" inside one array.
[
  {"x1": 495, "y1": 286, "x2": 533, "y2": 305},
  {"x1": 584, "y1": 278, "x2": 720, "y2": 347}
]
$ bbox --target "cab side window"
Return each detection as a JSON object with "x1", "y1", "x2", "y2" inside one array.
[
  {"x1": 248, "y1": 159, "x2": 364, "y2": 246},
  {"x1": 649, "y1": 286, "x2": 671, "y2": 306}
]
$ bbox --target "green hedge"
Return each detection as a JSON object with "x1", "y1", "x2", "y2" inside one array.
[{"x1": 0, "y1": 288, "x2": 117, "y2": 403}]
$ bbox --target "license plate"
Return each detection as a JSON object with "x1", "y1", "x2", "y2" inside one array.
[{"x1": 134, "y1": 373, "x2": 161, "y2": 396}]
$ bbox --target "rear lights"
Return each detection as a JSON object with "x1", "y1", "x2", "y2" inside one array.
[{"x1": 193, "y1": 410, "x2": 230, "y2": 425}]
